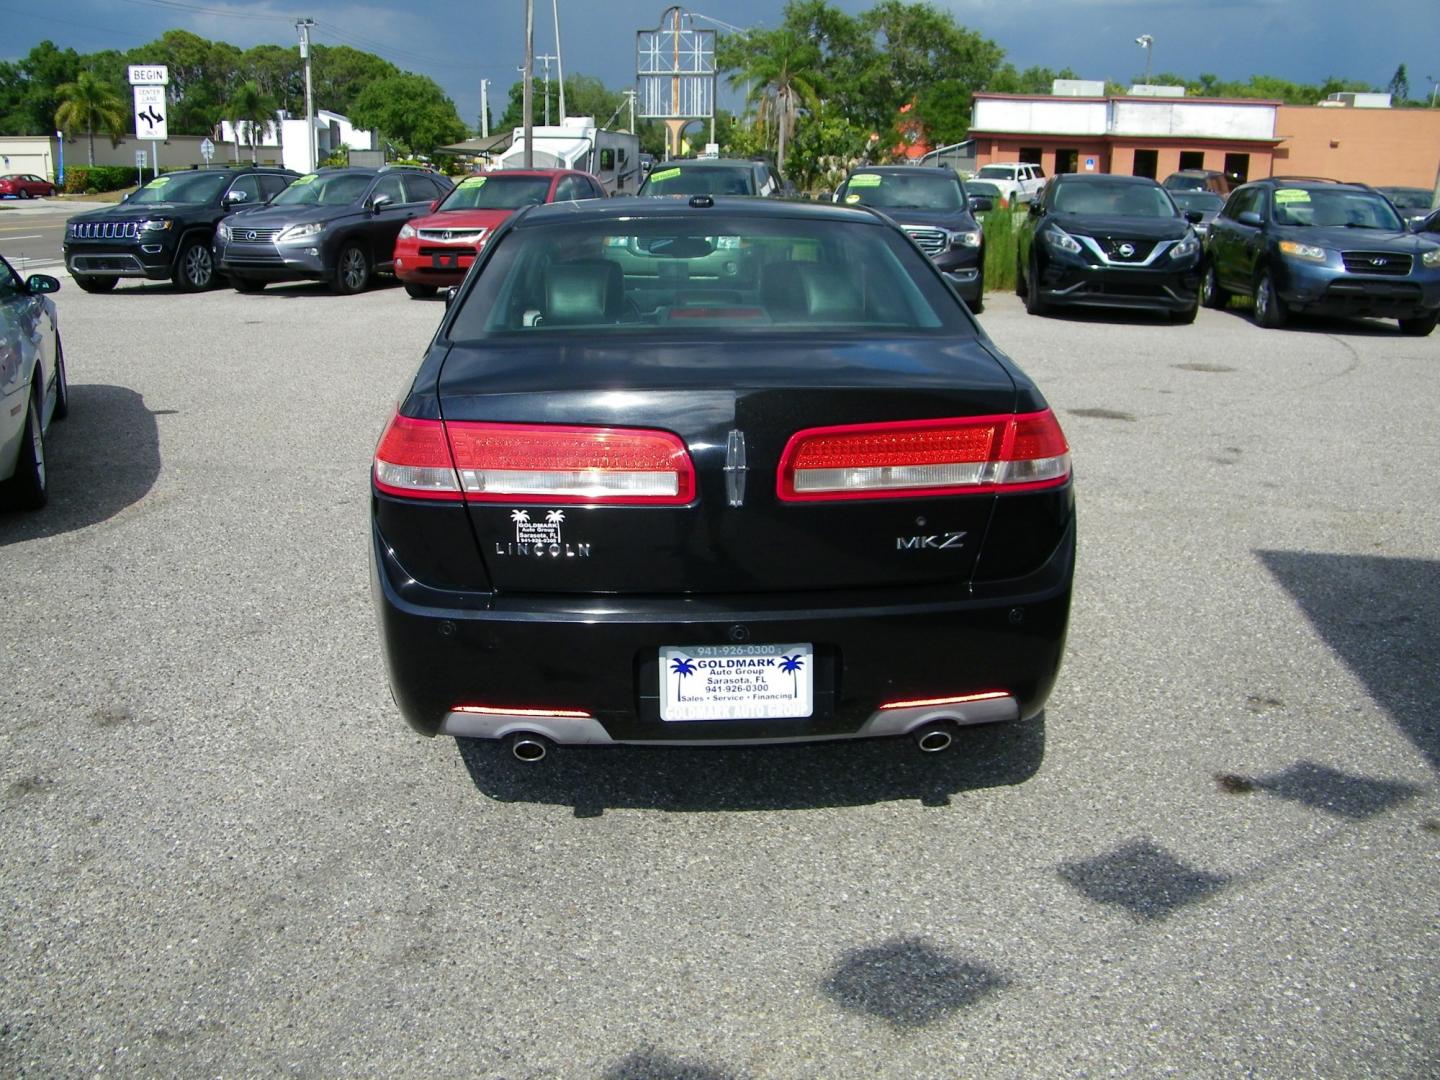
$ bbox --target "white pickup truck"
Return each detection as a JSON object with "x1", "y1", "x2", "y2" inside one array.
[{"x1": 972, "y1": 162, "x2": 1047, "y2": 206}]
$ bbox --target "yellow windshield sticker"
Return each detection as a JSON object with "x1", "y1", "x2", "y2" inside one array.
[
  {"x1": 844, "y1": 193, "x2": 862, "y2": 203},
  {"x1": 847, "y1": 174, "x2": 882, "y2": 188},
  {"x1": 458, "y1": 176, "x2": 488, "y2": 188},
  {"x1": 291, "y1": 174, "x2": 317, "y2": 186},
  {"x1": 649, "y1": 167, "x2": 681, "y2": 183},
  {"x1": 1274, "y1": 189, "x2": 1309, "y2": 204},
  {"x1": 147, "y1": 176, "x2": 170, "y2": 186}
]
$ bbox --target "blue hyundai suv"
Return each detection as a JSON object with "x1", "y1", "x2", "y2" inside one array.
[{"x1": 1202, "y1": 177, "x2": 1440, "y2": 335}]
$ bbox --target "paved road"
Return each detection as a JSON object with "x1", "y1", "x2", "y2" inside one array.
[{"x1": 1, "y1": 278, "x2": 1437, "y2": 1078}]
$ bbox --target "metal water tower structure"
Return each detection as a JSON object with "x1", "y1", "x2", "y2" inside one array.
[{"x1": 637, "y1": 6, "x2": 716, "y2": 159}]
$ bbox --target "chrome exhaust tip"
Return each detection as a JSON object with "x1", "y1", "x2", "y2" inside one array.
[
  {"x1": 509, "y1": 733, "x2": 550, "y2": 762},
  {"x1": 914, "y1": 722, "x2": 955, "y2": 754}
]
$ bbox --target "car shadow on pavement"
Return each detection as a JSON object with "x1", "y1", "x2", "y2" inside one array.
[
  {"x1": 456, "y1": 714, "x2": 1045, "y2": 814},
  {"x1": 1258, "y1": 550, "x2": 1440, "y2": 774},
  {"x1": 1212, "y1": 303, "x2": 1410, "y2": 336},
  {"x1": 0, "y1": 384, "x2": 160, "y2": 545}
]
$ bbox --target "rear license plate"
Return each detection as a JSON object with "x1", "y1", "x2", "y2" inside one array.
[{"x1": 659, "y1": 643, "x2": 814, "y2": 722}]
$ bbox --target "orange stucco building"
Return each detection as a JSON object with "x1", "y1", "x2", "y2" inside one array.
[{"x1": 968, "y1": 91, "x2": 1440, "y2": 189}]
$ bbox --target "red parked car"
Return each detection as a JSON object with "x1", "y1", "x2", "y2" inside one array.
[
  {"x1": 0, "y1": 174, "x2": 58, "y2": 199},
  {"x1": 392, "y1": 169, "x2": 606, "y2": 298}
]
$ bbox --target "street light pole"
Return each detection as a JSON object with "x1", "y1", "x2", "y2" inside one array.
[
  {"x1": 297, "y1": 18, "x2": 316, "y2": 171},
  {"x1": 538, "y1": 54, "x2": 556, "y2": 126},
  {"x1": 1135, "y1": 34, "x2": 1154, "y2": 86},
  {"x1": 552, "y1": 0, "x2": 566, "y2": 122},
  {"x1": 523, "y1": 0, "x2": 534, "y2": 167}
]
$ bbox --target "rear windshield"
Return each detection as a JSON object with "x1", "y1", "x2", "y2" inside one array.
[
  {"x1": 841, "y1": 172, "x2": 963, "y2": 210},
  {"x1": 270, "y1": 173, "x2": 371, "y2": 206},
  {"x1": 448, "y1": 216, "x2": 966, "y2": 339},
  {"x1": 128, "y1": 172, "x2": 229, "y2": 205},
  {"x1": 1271, "y1": 188, "x2": 1403, "y2": 230},
  {"x1": 640, "y1": 165, "x2": 755, "y2": 197},
  {"x1": 1052, "y1": 181, "x2": 1178, "y2": 218},
  {"x1": 1380, "y1": 187, "x2": 1432, "y2": 210},
  {"x1": 976, "y1": 166, "x2": 1016, "y2": 180},
  {"x1": 440, "y1": 175, "x2": 552, "y2": 210}
]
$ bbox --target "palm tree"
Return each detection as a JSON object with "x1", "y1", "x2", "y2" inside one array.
[
  {"x1": 227, "y1": 81, "x2": 277, "y2": 165},
  {"x1": 780, "y1": 654, "x2": 804, "y2": 698},
  {"x1": 54, "y1": 72, "x2": 127, "y2": 167},
  {"x1": 725, "y1": 29, "x2": 822, "y2": 178},
  {"x1": 670, "y1": 656, "x2": 697, "y2": 702}
]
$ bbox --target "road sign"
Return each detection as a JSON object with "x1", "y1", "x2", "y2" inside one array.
[
  {"x1": 200, "y1": 137, "x2": 215, "y2": 163},
  {"x1": 128, "y1": 65, "x2": 169, "y2": 86},
  {"x1": 636, "y1": 6, "x2": 715, "y2": 120},
  {"x1": 135, "y1": 150, "x2": 147, "y2": 169},
  {"x1": 133, "y1": 86, "x2": 168, "y2": 142}
]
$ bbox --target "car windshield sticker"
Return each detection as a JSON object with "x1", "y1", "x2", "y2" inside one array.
[
  {"x1": 1274, "y1": 189, "x2": 1310, "y2": 204},
  {"x1": 291, "y1": 174, "x2": 317, "y2": 186},
  {"x1": 147, "y1": 176, "x2": 170, "y2": 187},
  {"x1": 494, "y1": 509, "x2": 591, "y2": 559},
  {"x1": 649, "y1": 167, "x2": 681, "y2": 183},
  {"x1": 844, "y1": 193, "x2": 862, "y2": 203},
  {"x1": 458, "y1": 176, "x2": 487, "y2": 188},
  {"x1": 848, "y1": 174, "x2": 882, "y2": 188}
]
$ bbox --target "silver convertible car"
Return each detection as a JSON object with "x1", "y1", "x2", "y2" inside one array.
[{"x1": 0, "y1": 254, "x2": 66, "y2": 510}]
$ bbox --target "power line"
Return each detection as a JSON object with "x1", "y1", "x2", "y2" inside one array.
[{"x1": 110, "y1": 0, "x2": 296, "y2": 22}]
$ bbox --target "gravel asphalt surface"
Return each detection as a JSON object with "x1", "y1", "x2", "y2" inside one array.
[{"x1": 2, "y1": 274, "x2": 1437, "y2": 1078}]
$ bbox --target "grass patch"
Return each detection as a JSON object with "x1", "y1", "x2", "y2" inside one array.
[{"x1": 982, "y1": 208, "x2": 1024, "y2": 294}]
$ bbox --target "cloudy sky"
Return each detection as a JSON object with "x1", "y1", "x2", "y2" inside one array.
[{"x1": 6, "y1": 0, "x2": 1437, "y2": 129}]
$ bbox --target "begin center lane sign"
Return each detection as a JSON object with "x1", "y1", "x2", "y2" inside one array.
[{"x1": 133, "y1": 85, "x2": 167, "y2": 142}]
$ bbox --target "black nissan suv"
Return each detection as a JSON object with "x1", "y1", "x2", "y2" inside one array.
[
  {"x1": 63, "y1": 167, "x2": 298, "y2": 293},
  {"x1": 214, "y1": 166, "x2": 453, "y2": 294},
  {"x1": 1202, "y1": 176, "x2": 1440, "y2": 335}
]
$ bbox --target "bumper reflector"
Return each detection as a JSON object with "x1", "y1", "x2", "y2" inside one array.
[
  {"x1": 453, "y1": 704, "x2": 593, "y2": 719},
  {"x1": 878, "y1": 691, "x2": 1010, "y2": 710}
]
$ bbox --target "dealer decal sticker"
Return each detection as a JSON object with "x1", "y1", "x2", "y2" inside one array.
[{"x1": 494, "y1": 509, "x2": 591, "y2": 558}]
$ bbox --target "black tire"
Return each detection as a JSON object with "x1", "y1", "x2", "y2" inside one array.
[
  {"x1": 52, "y1": 337, "x2": 69, "y2": 420},
  {"x1": 1172, "y1": 302, "x2": 1199, "y2": 325},
  {"x1": 1023, "y1": 257, "x2": 1049, "y2": 316},
  {"x1": 1, "y1": 385, "x2": 47, "y2": 511},
  {"x1": 174, "y1": 237, "x2": 216, "y2": 292},
  {"x1": 1398, "y1": 313, "x2": 1438, "y2": 337},
  {"x1": 968, "y1": 292, "x2": 984, "y2": 315},
  {"x1": 73, "y1": 274, "x2": 117, "y2": 294},
  {"x1": 1014, "y1": 253, "x2": 1028, "y2": 298},
  {"x1": 404, "y1": 282, "x2": 438, "y2": 299},
  {"x1": 1253, "y1": 269, "x2": 1287, "y2": 329},
  {"x1": 1200, "y1": 261, "x2": 1228, "y2": 309},
  {"x1": 333, "y1": 243, "x2": 371, "y2": 295},
  {"x1": 230, "y1": 274, "x2": 266, "y2": 293}
]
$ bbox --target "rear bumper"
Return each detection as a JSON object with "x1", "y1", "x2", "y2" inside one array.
[{"x1": 371, "y1": 516, "x2": 1075, "y2": 744}]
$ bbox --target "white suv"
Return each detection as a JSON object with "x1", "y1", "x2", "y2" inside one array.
[{"x1": 973, "y1": 162, "x2": 1047, "y2": 206}]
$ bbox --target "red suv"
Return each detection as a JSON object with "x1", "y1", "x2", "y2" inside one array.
[{"x1": 392, "y1": 169, "x2": 606, "y2": 298}]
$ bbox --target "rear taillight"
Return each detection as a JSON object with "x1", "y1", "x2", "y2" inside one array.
[
  {"x1": 777, "y1": 410, "x2": 1070, "y2": 501},
  {"x1": 373, "y1": 415, "x2": 695, "y2": 505}
]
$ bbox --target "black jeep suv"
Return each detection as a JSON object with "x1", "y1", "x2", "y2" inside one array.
[
  {"x1": 214, "y1": 166, "x2": 453, "y2": 294},
  {"x1": 1202, "y1": 176, "x2": 1440, "y2": 335},
  {"x1": 63, "y1": 167, "x2": 297, "y2": 293}
]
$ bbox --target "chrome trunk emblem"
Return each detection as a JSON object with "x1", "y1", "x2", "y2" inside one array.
[{"x1": 724, "y1": 429, "x2": 748, "y2": 507}]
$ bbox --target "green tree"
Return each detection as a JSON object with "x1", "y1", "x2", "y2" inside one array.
[
  {"x1": 125, "y1": 30, "x2": 240, "y2": 134},
  {"x1": 722, "y1": 27, "x2": 822, "y2": 176},
  {"x1": 497, "y1": 73, "x2": 629, "y2": 133},
  {"x1": 1388, "y1": 64, "x2": 1410, "y2": 103},
  {"x1": 242, "y1": 44, "x2": 304, "y2": 117},
  {"x1": 0, "y1": 41, "x2": 83, "y2": 136},
  {"x1": 310, "y1": 45, "x2": 399, "y2": 115},
  {"x1": 349, "y1": 72, "x2": 468, "y2": 157},
  {"x1": 227, "y1": 81, "x2": 277, "y2": 164},
  {"x1": 54, "y1": 70, "x2": 127, "y2": 165}
]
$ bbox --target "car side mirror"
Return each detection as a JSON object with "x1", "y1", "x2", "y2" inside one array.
[
  {"x1": 1185, "y1": 210, "x2": 1204, "y2": 224},
  {"x1": 444, "y1": 286, "x2": 459, "y2": 308},
  {"x1": 1237, "y1": 210, "x2": 1262, "y2": 227},
  {"x1": 969, "y1": 196, "x2": 994, "y2": 213},
  {"x1": 428, "y1": 199, "x2": 439, "y2": 212},
  {"x1": 25, "y1": 274, "x2": 60, "y2": 294},
  {"x1": 368, "y1": 193, "x2": 393, "y2": 212},
  {"x1": 222, "y1": 190, "x2": 248, "y2": 206},
  {"x1": 1028, "y1": 200, "x2": 1044, "y2": 216}
]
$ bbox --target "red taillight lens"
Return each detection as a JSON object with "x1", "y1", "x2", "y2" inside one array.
[
  {"x1": 374, "y1": 415, "x2": 696, "y2": 505},
  {"x1": 374, "y1": 415, "x2": 463, "y2": 500},
  {"x1": 777, "y1": 410, "x2": 1070, "y2": 501}
]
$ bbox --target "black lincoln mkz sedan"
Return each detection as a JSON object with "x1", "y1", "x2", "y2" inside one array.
[
  {"x1": 372, "y1": 196, "x2": 1074, "y2": 759},
  {"x1": 1017, "y1": 173, "x2": 1203, "y2": 321}
]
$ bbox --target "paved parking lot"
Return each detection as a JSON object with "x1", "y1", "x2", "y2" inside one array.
[{"x1": 2, "y1": 277, "x2": 1437, "y2": 1077}]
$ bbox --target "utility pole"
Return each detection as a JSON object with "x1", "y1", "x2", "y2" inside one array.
[
  {"x1": 523, "y1": 0, "x2": 534, "y2": 167},
  {"x1": 624, "y1": 89, "x2": 636, "y2": 133},
  {"x1": 1135, "y1": 34, "x2": 1154, "y2": 86},
  {"x1": 480, "y1": 78, "x2": 490, "y2": 138},
  {"x1": 297, "y1": 18, "x2": 316, "y2": 171},
  {"x1": 552, "y1": 0, "x2": 566, "y2": 122},
  {"x1": 538, "y1": 54, "x2": 555, "y2": 126}
]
